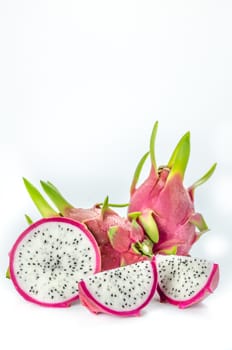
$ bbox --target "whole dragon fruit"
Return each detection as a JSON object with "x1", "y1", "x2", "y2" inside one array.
[
  {"x1": 22, "y1": 179, "x2": 148, "y2": 271},
  {"x1": 128, "y1": 121, "x2": 217, "y2": 255}
]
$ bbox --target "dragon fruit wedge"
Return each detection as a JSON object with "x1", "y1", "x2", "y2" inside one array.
[
  {"x1": 128, "y1": 121, "x2": 217, "y2": 255},
  {"x1": 78, "y1": 259, "x2": 157, "y2": 316},
  {"x1": 156, "y1": 255, "x2": 219, "y2": 308},
  {"x1": 9, "y1": 217, "x2": 101, "y2": 307},
  {"x1": 22, "y1": 178, "x2": 148, "y2": 271}
]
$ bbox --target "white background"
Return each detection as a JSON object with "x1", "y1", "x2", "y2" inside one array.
[{"x1": 0, "y1": 1, "x2": 232, "y2": 349}]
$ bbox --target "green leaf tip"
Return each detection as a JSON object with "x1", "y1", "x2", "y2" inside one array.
[
  {"x1": 189, "y1": 213, "x2": 209, "y2": 233},
  {"x1": 46, "y1": 181, "x2": 61, "y2": 193},
  {"x1": 25, "y1": 214, "x2": 33, "y2": 225},
  {"x1": 128, "y1": 211, "x2": 142, "y2": 220},
  {"x1": 133, "y1": 239, "x2": 154, "y2": 257},
  {"x1": 99, "y1": 196, "x2": 129, "y2": 213},
  {"x1": 40, "y1": 180, "x2": 73, "y2": 215},
  {"x1": 167, "y1": 131, "x2": 190, "y2": 181},
  {"x1": 130, "y1": 152, "x2": 149, "y2": 195},
  {"x1": 190, "y1": 163, "x2": 217, "y2": 191},
  {"x1": 6, "y1": 267, "x2": 11, "y2": 279},
  {"x1": 108, "y1": 226, "x2": 119, "y2": 246},
  {"x1": 139, "y1": 210, "x2": 159, "y2": 243},
  {"x1": 97, "y1": 201, "x2": 129, "y2": 208},
  {"x1": 108, "y1": 203, "x2": 129, "y2": 208},
  {"x1": 101, "y1": 195, "x2": 109, "y2": 216},
  {"x1": 131, "y1": 243, "x2": 142, "y2": 255},
  {"x1": 150, "y1": 121, "x2": 159, "y2": 174},
  {"x1": 23, "y1": 178, "x2": 57, "y2": 218},
  {"x1": 158, "y1": 245, "x2": 178, "y2": 255},
  {"x1": 168, "y1": 131, "x2": 188, "y2": 167}
]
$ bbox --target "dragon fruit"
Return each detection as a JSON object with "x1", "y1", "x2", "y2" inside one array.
[
  {"x1": 156, "y1": 255, "x2": 219, "y2": 308},
  {"x1": 9, "y1": 217, "x2": 101, "y2": 307},
  {"x1": 128, "y1": 121, "x2": 217, "y2": 255},
  {"x1": 22, "y1": 179, "x2": 148, "y2": 271},
  {"x1": 78, "y1": 259, "x2": 157, "y2": 316}
]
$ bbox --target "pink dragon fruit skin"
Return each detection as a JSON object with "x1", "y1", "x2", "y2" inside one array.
[
  {"x1": 64, "y1": 206, "x2": 147, "y2": 270},
  {"x1": 99, "y1": 243, "x2": 121, "y2": 271},
  {"x1": 132, "y1": 172, "x2": 196, "y2": 255},
  {"x1": 65, "y1": 205, "x2": 143, "y2": 248},
  {"x1": 23, "y1": 179, "x2": 146, "y2": 270},
  {"x1": 128, "y1": 122, "x2": 217, "y2": 255},
  {"x1": 65, "y1": 207, "x2": 146, "y2": 269}
]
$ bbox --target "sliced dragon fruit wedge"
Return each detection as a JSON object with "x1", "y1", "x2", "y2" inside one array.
[
  {"x1": 78, "y1": 259, "x2": 157, "y2": 317},
  {"x1": 156, "y1": 255, "x2": 219, "y2": 308},
  {"x1": 9, "y1": 217, "x2": 101, "y2": 307}
]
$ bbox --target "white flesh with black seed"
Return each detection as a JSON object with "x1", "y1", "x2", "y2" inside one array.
[
  {"x1": 157, "y1": 255, "x2": 214, "y2": 300},
  {"x1": 81, "y1": 260, "x2": 155, "y2": 312},
  {"x1": 11, "y1": 220, "x2": 99, "y2": 305}
]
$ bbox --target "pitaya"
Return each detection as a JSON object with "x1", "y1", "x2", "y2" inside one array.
[
  {"x1": 22, "y1": 179, "x2": 148, "y2": 271},
  {"x1": 156, "y1": 255, "x2": 219, "y2": 308},
  {"x1": 9, "y1": 217, "x2": 101, "y2": 307},
  {"x1": 128, "y1": 121, "x2": 217, "y2": 255},
  {"x1": 78, "y1": 259, "x2": 157, "y2": 316}
]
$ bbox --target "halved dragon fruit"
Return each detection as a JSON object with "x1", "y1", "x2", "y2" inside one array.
[
  {"x1": 78, "y1": 259, "x2": 157, "y2": 316},
  {"x1": 9, "y1": 217, "x2": 101, "y2": 307},
  {"x1": 156, "y1": 255, "x2": 219, "y2": 308},
  {"x1": 128, "y1": 121, "x2": 217, "y2": 255}
]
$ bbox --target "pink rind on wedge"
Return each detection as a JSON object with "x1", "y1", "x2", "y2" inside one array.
[
  {"x1": 9, "y1": 217, "x2": 101, "y2": 308},
  {"x1": 78, "y1": 259, "x2": 158, "y2": 317},
  {"x1": 157, "y1": 263, "x2": 219, "y2": 309}
]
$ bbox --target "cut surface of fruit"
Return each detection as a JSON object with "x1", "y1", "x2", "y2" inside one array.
[
  {"x1": 79, "y1": 259, "x2": 157, "y2": 316},
  {"x1": 9, "y1": 217, "x2": 101, "y2": 307},
  {"x1": 156, "y1": 255, "x2": 219, "y2": 308}
]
